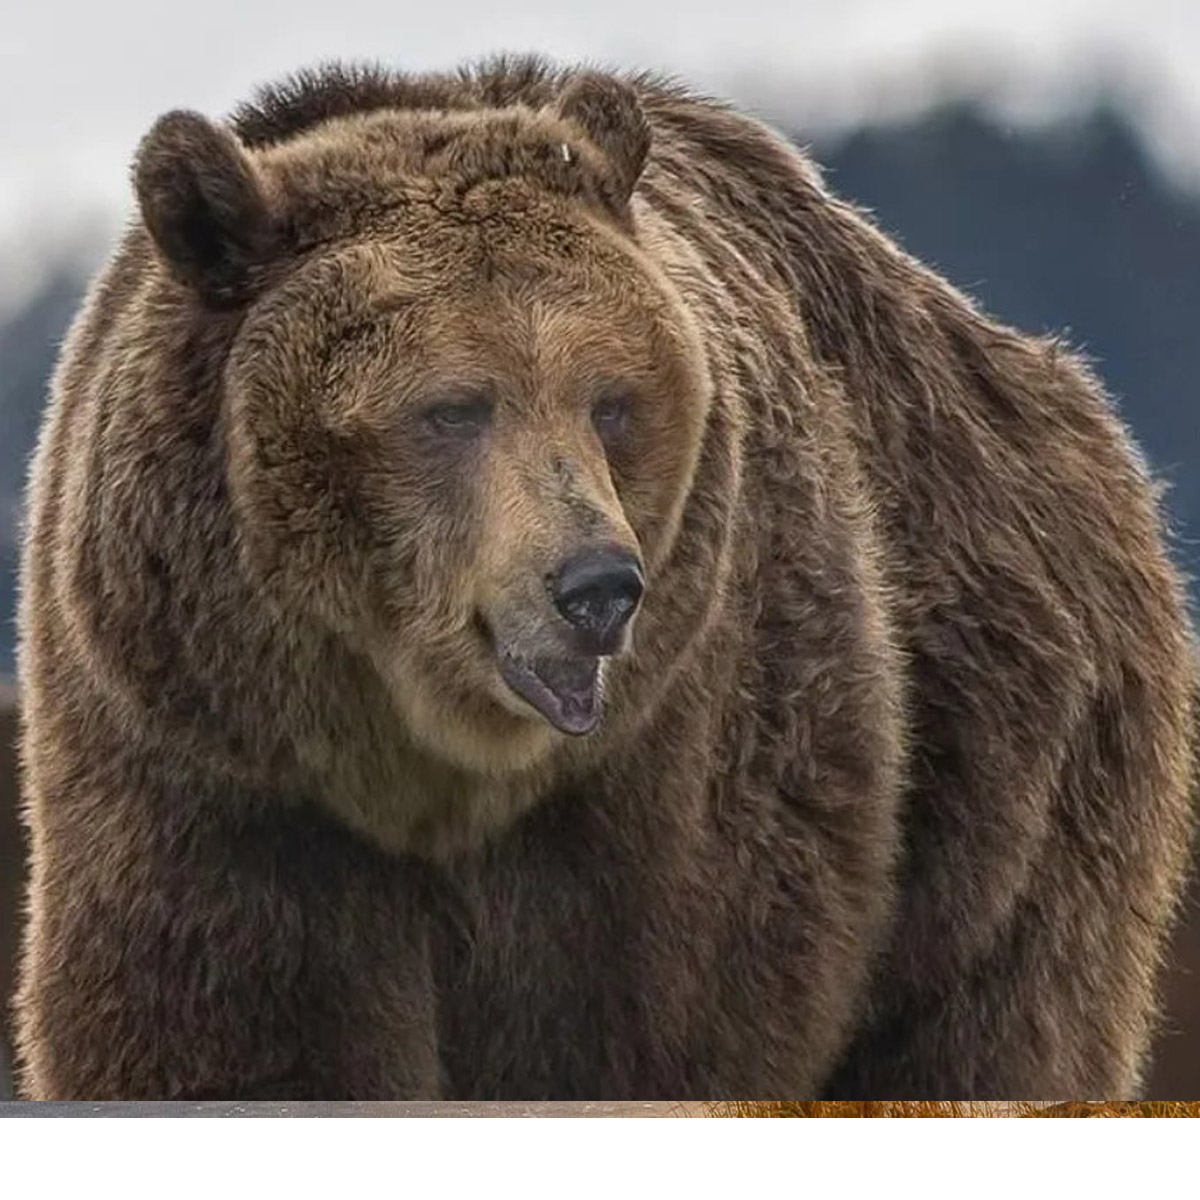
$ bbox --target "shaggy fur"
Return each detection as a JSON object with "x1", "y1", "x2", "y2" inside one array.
[{"x1": 13, "y1": 58, "x2": 1198, "y2": 1101}]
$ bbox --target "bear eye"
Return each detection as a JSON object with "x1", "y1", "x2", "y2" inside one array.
[
  {"x1": 591, "y1": 391, "x2": 633, "y2": 442},
  {"x1": 422, "y1": 396, "x2": 493, "y2": 439}
]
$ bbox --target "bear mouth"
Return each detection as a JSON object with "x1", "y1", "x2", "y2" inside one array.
[{"x1": 496, "y1": 650, "x2": 602, "y2": 737}]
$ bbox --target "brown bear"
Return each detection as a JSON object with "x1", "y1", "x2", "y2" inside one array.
[{"x1": 12, "y1": 57, "x2": 1198, "y2": 1102}]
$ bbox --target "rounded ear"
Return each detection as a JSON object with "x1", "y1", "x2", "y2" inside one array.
[
  {"x1": 133, "y1": 110, "x2": 278, "y2": 307},
  {"x1": 552, "y1": 73, "x2": 651, "y2": 208}
]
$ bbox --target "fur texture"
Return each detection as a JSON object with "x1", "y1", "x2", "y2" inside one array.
[{"x1": 13, "y1": 57, "x2": 1198, "y2": 1100}]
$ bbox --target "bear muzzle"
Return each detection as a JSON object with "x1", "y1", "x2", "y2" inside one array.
[{"x1": 485, "y1": 547, "x2": 645, "y2": 736}]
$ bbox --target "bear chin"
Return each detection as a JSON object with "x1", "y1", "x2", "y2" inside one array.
[
  {"x1": 371, "y1": 631, "x2": 616, "y2": 784},
  {"x1": 383, "y1": 659, "x2": 563, "y2": 780}
]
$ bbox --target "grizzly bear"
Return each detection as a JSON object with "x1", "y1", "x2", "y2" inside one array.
[{"x1": 12, "y1": 57, "x2": 1198, "y2": 1101}]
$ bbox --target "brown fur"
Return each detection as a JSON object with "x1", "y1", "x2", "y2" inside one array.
[{"x1": 12, "y1": 57, "x2": 1197, "y2": 1100}]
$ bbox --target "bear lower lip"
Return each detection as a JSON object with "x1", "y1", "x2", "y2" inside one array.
[{"x1": 496, "y1": 652, "x2": 601, "y2": 736}]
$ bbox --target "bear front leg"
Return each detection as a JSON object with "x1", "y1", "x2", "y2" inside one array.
[{"x1": 15, "y1": 775, "x2": 441, "y2": 1102}]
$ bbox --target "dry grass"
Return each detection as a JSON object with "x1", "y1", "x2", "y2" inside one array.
[
  {"x1": 1026, "y1": 1101, "x2": 1200, "y2": 1118},
  {"x1": 704, "y1": 1100, "x2": 1200, "y2": 1118}
]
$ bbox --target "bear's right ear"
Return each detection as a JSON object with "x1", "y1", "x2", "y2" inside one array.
[{"x1": 134, "y1": 111, "x2": 279, "y2": 307}]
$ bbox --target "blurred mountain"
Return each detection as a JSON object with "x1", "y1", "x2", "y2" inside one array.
[{"x1": 0, "y1": 100, "x2": 1197, "y2": 676}]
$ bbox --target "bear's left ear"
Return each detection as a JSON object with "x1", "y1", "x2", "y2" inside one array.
[
  {"x1": 552, "y1": 73, "x2": 651, "y2": 208},
  {"x1": 133, "y1": 110, "x2": 280, "y2": 307}
]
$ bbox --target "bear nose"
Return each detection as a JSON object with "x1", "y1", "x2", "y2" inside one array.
[{"x1": 551, "y1": 548, "x2": 645, "y2": 654}]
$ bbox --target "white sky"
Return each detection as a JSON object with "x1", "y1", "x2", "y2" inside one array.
[{"x1": 2, "y1": 0, "x2": 1198, "y2": 306}]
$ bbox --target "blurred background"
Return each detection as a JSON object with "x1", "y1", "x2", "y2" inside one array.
[{"x1": 1, "y1": 0, "x2": 1198, "y2": 1100}]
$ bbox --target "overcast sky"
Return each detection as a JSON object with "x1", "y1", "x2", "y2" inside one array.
[{"x1": 2, "y1": 0, "x2": 1198, "y2": 304}]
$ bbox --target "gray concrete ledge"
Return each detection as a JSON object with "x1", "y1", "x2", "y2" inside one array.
[{"x1": 0, "y1": 1100, "x2": 703, "y2": 1118}]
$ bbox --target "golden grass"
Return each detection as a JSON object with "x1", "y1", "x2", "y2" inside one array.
[
  {"x1": 1027, "y1": 1101, "x2": 1200, "y2": 1118},
  {"x1": 704, "y1": 1100, "x2": 1200, "y2": 1118}
]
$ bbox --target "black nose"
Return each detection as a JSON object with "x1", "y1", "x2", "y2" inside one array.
[{"x1": 551, "y1": 548, "x2": 645, "y2": 653}]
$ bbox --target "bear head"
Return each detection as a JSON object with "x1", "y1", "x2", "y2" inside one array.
[{"x1": 131, "y1": 74, "x2": 712, "y2": 779}]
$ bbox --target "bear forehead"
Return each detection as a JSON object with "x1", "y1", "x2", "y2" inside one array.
[{"x1": 256, "y1": 106, "x2": 623, "y2": 244}]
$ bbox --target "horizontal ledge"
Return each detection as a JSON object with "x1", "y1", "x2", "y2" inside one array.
[{"x1": 0, "y1": 1100, "x2": 705, "y2": 1118}]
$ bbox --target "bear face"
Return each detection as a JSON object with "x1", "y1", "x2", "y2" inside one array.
[{"x1": 135, "y1": 87, "x2": 711, "y2": 778}]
